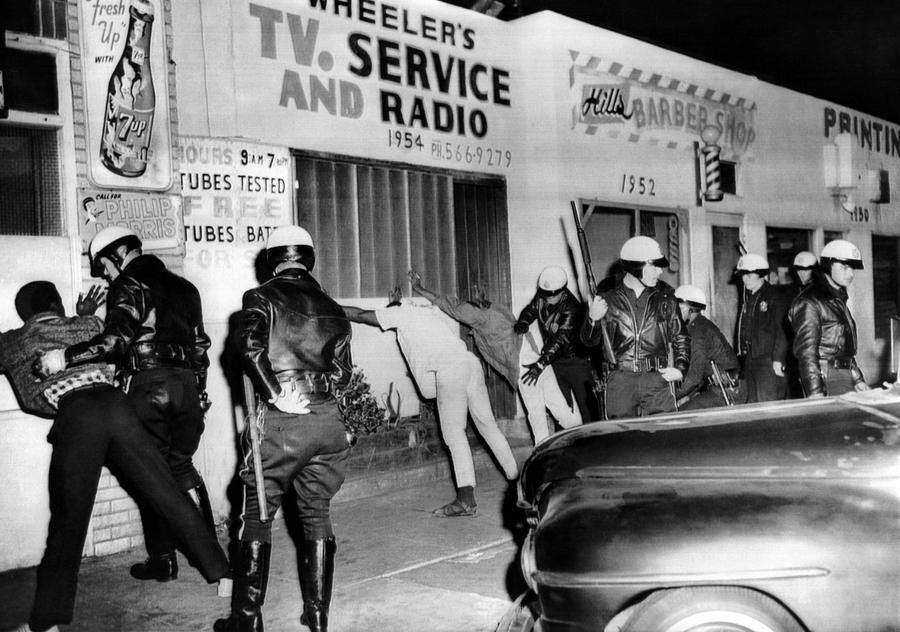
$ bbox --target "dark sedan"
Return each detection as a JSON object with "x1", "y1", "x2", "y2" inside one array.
[{"x1": 499, "y1": 387, "x2": 900, "y2": 632}]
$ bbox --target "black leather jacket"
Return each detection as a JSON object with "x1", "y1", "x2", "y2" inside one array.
[
  {"x1": 581, "y1": 281, "x2": 690, "y2": 373},
  {"x1": 514, "y1": 288, "x2": 585, "y2": 366},
  {"x1": 788, "y1": 273, "x2": 864, "y2": 396},
  {"x1": 66, "y1": 255, "x2": 210, "y2": 388},
  {"x1": 240, "y1": 268, "x2": 352, "y2": 403}
]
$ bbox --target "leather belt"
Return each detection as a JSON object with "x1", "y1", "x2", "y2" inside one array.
[
  {"x1": 822, "y1": 358, "x2": 854, "y2": 370},
  {"x1": 276, "y1": 370, "x2": 332, "y2": 395},
  {"x1": 131, "y1": 341, "x2": 191, "y2": 369},
  {"x1": 616, "y1": 357, "x2": 667, "y2": 373}
]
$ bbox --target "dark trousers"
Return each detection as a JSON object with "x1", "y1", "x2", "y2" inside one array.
[
  {"x1": 128, "y1": 367, "x2": 206, "y2": 557},
  {"x1": 680, "y1": 381, "x2": 748, "y2": 410},
  {"x1": 551, "y1": 356, "x2": 596, "y2": 423},
  {"x1": 29, "y1": 385, "x2": 228, "y2": 631},
  {"x1": 743, "y1": 357, "x2": 786, "y2": 403},
  {"x1": 240, "y1": 400, "x2": 350, "y2": 543},
  {"x1": 807, "y1": 367, "x2": 855, "y2": 397},
  {"x1": 605, "y1": 370, "x2": 676, "y2": 419}
]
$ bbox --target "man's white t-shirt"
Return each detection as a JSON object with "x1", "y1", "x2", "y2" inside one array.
[{"x1": 375, "y1": 304, "x2": 469, "y2": 395}]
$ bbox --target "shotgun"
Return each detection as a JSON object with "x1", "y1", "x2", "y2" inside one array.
[
  {"x1": 571, "y1": 201, "x2": 616, "y2": 366},
  {"x1": 709, "y1": 359, "x2": 735, "y2": 407}
]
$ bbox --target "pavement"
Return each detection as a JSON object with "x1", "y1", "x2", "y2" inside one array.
[{"x1": 0, "y1": 444, "x2": 533, "y2": 632}]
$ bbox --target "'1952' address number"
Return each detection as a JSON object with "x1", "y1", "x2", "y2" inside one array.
[{"x1": 621, "y1": 174, "x2": 656, "y2": 197}]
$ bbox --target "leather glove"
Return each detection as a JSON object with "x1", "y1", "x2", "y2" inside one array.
[
  {"x1": 588, "y1": 296, "x2": 608, "y2": 321},
  {"x1": 513, "y1": 321, "x2": 529, "y2": 335},
  {"x1": 521, "y1": 361, "x2": 544, "y2": 386},
  {"x1": 659, "y1": 367, "x2": 683, "y2": 383},
  {"x1": 272, "y1": 387, "x2": 311, "y2": 415},
  {"x1": 34, "y1": 349, "x2": 67, "y2": 378}
]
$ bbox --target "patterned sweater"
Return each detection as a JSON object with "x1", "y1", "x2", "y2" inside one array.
[{"x1": 0, "y1": 312, "x2": 114, "y2": 417}]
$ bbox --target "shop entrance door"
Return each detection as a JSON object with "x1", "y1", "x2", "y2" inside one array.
[
  {"x1": 453, "y1": 179, "x2": 516, "y2": 418},
  {"x1": 708, "y1": 214, "x2": 743, "y2": 344}
]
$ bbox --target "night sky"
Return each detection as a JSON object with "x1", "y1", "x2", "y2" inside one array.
[{"x1": 446, "y1": 0, "x2": 900, "y2": 125}]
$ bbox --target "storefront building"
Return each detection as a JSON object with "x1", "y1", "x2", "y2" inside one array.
[{"x1": 2, "y1": 0, "x2": 899, "y2": 570}]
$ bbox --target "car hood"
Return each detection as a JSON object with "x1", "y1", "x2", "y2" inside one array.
[{"x1": 519, "y1": 387, "x2": 900, "y2": 506}]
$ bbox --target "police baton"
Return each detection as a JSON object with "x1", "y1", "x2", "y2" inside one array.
[{"x1": 242, "y1": 374, "x2": 269, "y2": 522}]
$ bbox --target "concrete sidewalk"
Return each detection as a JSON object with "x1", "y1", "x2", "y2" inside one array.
[{"x1": 0, "y1": 445, "x2": 532, "y2": 632}]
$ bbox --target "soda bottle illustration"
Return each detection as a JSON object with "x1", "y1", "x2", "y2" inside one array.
[{"x1": 99, "y1": 0, "x2": 156, "y2": 177}]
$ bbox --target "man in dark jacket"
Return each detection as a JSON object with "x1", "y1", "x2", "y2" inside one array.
[
  {"x1": 673, "y1": 285, "x2": 745, "y2": 409},
  {"x1": 3, "y1": 281, "x2": 228, "y2": 632},
  {"x1": 39, "y1": 226, "x2": 218, "y2": 584},
  {"x1": 514, "y1": 266, "x2": 595, "y2": 422},
  {"x1": 214, "y1": 225, "x2": 354, "y2": 632},
  {"x1": 734, "y1": 253, "x2": 790, "y2": 403},
  {"x1": 789, "y1": 240, "x2": 869, "y2": 397},
  {"x1": 581, "y1": 236, "x2": 690, "y2": 419}
]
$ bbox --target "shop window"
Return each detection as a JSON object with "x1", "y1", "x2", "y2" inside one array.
[
  {"x1": 766, "y1": 226, "x2": 811, "y2": 285},
  {"x1": 2, "y1": 49, "x2": 59, "y2": 115},
  {"x1": 5, "y1": 0, "x2": 68, "y2": 39},
  {"x1": 0, "y1": 125, "x2": 62, "y2": 236},
  {"x1": 720, "y1": 160, "x2": 737, "y2": 195},
  {"x1": 824, "y1": 230, "x2": 843, "y2": 244},
  {"x1": 580, "y1": 202, "x2": 688, "y2": 292},
  {"x1": 295, "y1": 156, "x2": 508, "y2": 301}
]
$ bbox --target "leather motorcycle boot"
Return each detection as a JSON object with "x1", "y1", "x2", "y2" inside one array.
[
  {"x1": 298, "y1": 537, "x2": 336, "y2": 632},
  {"x1": 213, "y1": 540, "x2": 271, "y2": 632},
  {"x1": 129, "y1": 551, "x2": 178, "y2": 581}
]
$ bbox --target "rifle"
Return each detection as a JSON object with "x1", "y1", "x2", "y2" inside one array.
[
  {"x1": 242, "y1": 375, "x2": 269, "y2": 522},
  {"x1": 571, "y1": 201, "x2": 616, "y2": 366},
  {"x1": 709, "y1": 359, "x2": 735, "y2": 407}
]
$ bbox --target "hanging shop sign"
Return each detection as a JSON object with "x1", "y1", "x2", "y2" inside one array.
[
  {"x1": 177, "y1": 136, "x2": 292, "y2": 315},
  {"x1": 78, "y1": 188, "x2": 181, "y2": 252},
  {"x1": 568, "y1": 49, "x2": 756, "y2": 160},
  {"x1": 80, "y1": 0, "x2": 173, "y2": 190}
]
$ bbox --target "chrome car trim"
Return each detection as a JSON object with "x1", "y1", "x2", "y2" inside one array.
[{"x1": 535, "y1": 566, "x2": 830, "y2": 587}]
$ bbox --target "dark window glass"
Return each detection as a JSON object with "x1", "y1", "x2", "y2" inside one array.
[
  {"x1": 3, "y1": 0, "x2": 66, "y2": 38},
  {"x1": 0, "y1": 125, "x2": 63, "y2": 236},
  {"x1": 3, "y1": 49, "x2": 58, "y2": 114}
]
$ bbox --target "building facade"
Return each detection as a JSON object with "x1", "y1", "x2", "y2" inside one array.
[{"x1": 1, "y1": 0, "x2": 898, "y2": 570}]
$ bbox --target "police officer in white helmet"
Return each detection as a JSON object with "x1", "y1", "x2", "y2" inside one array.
[
  {"x1": 38, "y1": 225, "x2": 223, "y2": 586},
  {"x1": 673, "y1": 285, "x2": 744, "y2": 409},
  {"x1": 734, "y1": 252, "x2": 790, "y2": 403},
  {"x1": 789, "y1": 239, "x2": 869, "y2": 397},
  {"x1": 215, "y1": 225, "x2": 354, "y2": 632},
  {"x1": 581, "y1": 236, "x2": 690, "y2": 418},
  {"x1": 791, "y1": 251, "x2": 817, "y2": 289},
  {"x1": 513, "y1": 266, "x2": 595, "y2": 422}
]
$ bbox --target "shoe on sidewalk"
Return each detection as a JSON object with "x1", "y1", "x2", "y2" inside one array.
[
  {"x1": 431, "y1": 499, "x2": 477, "y2": 517},
  {"x1": 130, "y1": 553, "x2": 178, "y2": 582},
  {"x1": 8, "y1": 625, "x2": 59, "y2": 632}
]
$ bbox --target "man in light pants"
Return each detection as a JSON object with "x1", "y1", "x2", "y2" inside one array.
[
  {"x1": 408, "y1": 270, "x2": 579, "y2": 444},
  {"x1": 344, "y1": 294, "x2": 519, "y2": 517}
]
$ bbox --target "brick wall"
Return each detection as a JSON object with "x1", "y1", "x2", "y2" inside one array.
[{"x1": 84, "y1": 470, "x2": 144, "y2": 557}]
